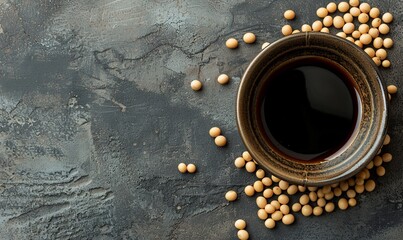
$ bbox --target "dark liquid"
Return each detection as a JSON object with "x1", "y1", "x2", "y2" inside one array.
[{"x1": 260, "y1": 57, "x2": 359, "y2": 161}]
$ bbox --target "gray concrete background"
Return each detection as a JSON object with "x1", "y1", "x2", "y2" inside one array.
[{"x1": 0, "y1": 0, "x2": 402, "y2": 239}]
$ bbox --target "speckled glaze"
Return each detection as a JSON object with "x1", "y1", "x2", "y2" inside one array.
[{"x1": 237, "y1": 32, "x2": 388, "y2": 186}]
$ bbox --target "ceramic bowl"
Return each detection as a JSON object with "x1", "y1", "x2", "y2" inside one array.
[{"x1": 236, "y1": 32, "x2": 388, "y2": 186}]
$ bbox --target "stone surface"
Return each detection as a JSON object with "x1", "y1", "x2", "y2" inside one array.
[{"x1": 0, "y1": 0, "x2": 402, "y2": 239}]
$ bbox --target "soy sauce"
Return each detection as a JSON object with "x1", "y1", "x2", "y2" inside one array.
[{"x1": 260, "y1": 56, "x2": 359, "y2": 161}]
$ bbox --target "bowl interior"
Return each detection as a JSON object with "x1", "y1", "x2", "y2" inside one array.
[{"x1": 236, "y1": 32, "x2": 388, "y2": 186}]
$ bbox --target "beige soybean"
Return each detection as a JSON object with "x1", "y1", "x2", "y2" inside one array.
[
  {"x1": 244, "y1": 185, "x2": 255, "y2": 197},
  {"x1": 387, "y1": 85, "x2": 397, "y2": 94},
  {"x1": 355, "y1": 178, "x2": 364, "y2": 186},
  {"x1": 209, "y1": 127, "x2": 221, "y2": 137},
  {"x1": 243, "y1": 32, "x2": 256, "y2": 44},
  {"x1": 313, "y1": 206, "x2": 323, "y2": 216},
  {"x1": 215, "y1": 135, "x2": 227, "y2": 147},
  {"x1": 292, "y1": 30, "x2": 301, "y2": 34},
  {"x1": 323, "y1": 16, "x2": 333, "y2": 27},
  {"x1": 263, "y1": 188, "x2": 274, "y2": 199},
  {"x1": 271, "y1": 200, "x2": 281, "y2": 210},
  {"x1": 359, "y1": 3, "x2": 371, "y2": 13},
  {"x1": 237, "y1": 229, "x2": 249, "y2": 240},
  {"x1": 265, "y1": 218, "x2": 276, "y2": 229},
  {"x1": 178, "y1": 163, "x2": 187, "y2": 173},
  {"x1": 284, "y1": 10, "x2": 296, "y2": 20},
  {"x1": 271, "y1": 175, "x2": 281, "y2": 183},
  {"x1": 358, "y1": 24, "x2": 370, "y2": 33},
  {"x1": 234, "y1": 157, "x2": 246, "y2": 169},
  {"x1": 356, "y1": 171, "x2": 366, "y2": 180},
  {"x1": 346, "y1": 37, "x2": 354, "y2": 43},
  {"x1": 366, "y1": 161, "x2": 374, "y2": 169},
  {"x1": 358, "y1": 13, "x2": 369, "y2": 23},
  {"x1": 245, "y1": 161, "x2": 256, "y2": 173},
  {"x1": 344, "y1": 13, "x2": 354, "y2": 23},
  {"x1": 376, "y1": 49, "x2": 387, "y2": 60},
  {"x1": 369, "y1": 28, "x2": 380, "y2": 38},
  {"x1": 298, "y1": 185, "x2": 306, "y2": 192},
  {"x1": 278, "y1": 194, "x2": 290, "y2": 205},
  {"x1": 190, "y1": 80, "x2": 202, "y2": 91},
  {"x1": 301, "y1": 24, "x2": 312, "y2": 32},
  {"x1": 355, "y1": 184, "x2": 365, "y2": 194},
  {"x1": 327, "y1": 2, "x2": 338, "y2": 13},
  {"x1": 364, "y1": 47, "x2": 376, "y2": 57},
  {"x1": 376, "y1": 166, "x2": 386, "y2": 176},
  {"x1": 349, "y1": 0, "x2": 360, "y2": 7},
  {"x1": 362, "y1": 169, "x2": 371, "y2": 180},
  {"x1": 343, "y1": 22, "x2": 355, "y2": 34},
  {"x1": 309, "y1": 191, "x2": 318, "y2": 202},
  {"x1": 254, "y1": 180, "x2": 264, "y2": 193},
  {"x1": 372, "y1": 18, "x2": 382, "y2": 28},
  {"x1": 384, "y1": 134, "x2": 391, "y2": 145},
  {"x1": 325, "y1": 202, "x2": 335, "y2": 212},
  {"x1": 280, "y1": 204, "x2": 290, "y2": 215},
  {"x1": 262, "y1": 177, "x2": 273, "y2": 187},
  {"x1": 348, "y1": 178, "x2": 356, "y2": 187},
  {"x1": 365, "y1": 179, "x2": 376, "y2": 192},
  {"x1": 317, "y1": 189, "x2": 325, "y2": 198},
  {"x1": 382, "y1": 153, "x2": 393, "y2": 162},
  {"x1": 256, "y1": 196, "x2": 267, "y2": 208},
  {"x1": 226, "y1": 38, "x2": 238, "y2": 49},
  {"x1": 258, "y1": 208, "x2": 269, "y2": 220},
  {"x1": 279, "y1": 180, "x2": 289, "y2": 190},
  {"x1": 321, "y1": 27, "x2": 330, "y2": 33},
  {"x1": 287, "y1": 185, "x2": 298, "y2": 195},
  {"x1": 256, "y1": 169, "x2": 265, "y2": 179},
  {"x1": 282, "y1": 25, "x2": 293, "y2": 36},
  {"x1": 187, "y1": 164, "x2": 197, "y2": 173},
  {"x1": 359, "y1": 34, "x2": 372, "y2": 45},
  {"x1": 373, "y1": 37, "x2": 383, "y2": 49},
  {"x1": 301, "y1": 205, "x2": 313, "y2": 217},
  {"x1": 292, "y1": 203, "x2": 302, "y2": 212},
  {"x1": 312, "y1": 21, "x2": 323, "y2": 32},
  {"x1": 336, "y1": 32, "x2": 347, "y2": 38},
  {"x1": 338, "y1": 198, "x2": 349, "y2": 210},
  {"x1": 322, "y1": 185, "x2": 332, "y2": 194},
  {"x1": 271, "y1": 211, "x2": 283, "y2": 221},
  {"x1": 347, "y1": 189, "x2": 357, "y2": 198},
  {"x1": 299, "y1": 194, "x2": 310, "y2": 205},
  {"x1": 333, "y1": 16, "x2": 345, "y2": 29},
  {"x1": 382, "y1": 12, "x2": 393, "y2": 23},
  {"x1": 370, "y1": 7, "x2": 380, "y2": 18},
  {"x1": 324, "y1": 191, "x2": 334, "y2": 201},
  {"x1": 338, "y1": 2, "x2": 350, "y2": 12},
  {"x1": 282, "y1": 214, "x2": 295, "y2": 225},
  {"x1": 273, "y1": 186, "x2": 282, "y2": 195},
  {"x1": 340, "y1": 181, "x2": 349, "y2": 191},
  {"x1": 383, "y1": 38, "x2": 394, "y2": 49},
  {"x1": 242, "y1": 151, "x2": 253, "y2": 161},
  {"x1": 349, "y1": 198, "x2": 357, "y2": 207},
  {"x1": 317, "y1": 198, "x2": 326, "y2": 207},
  {"x1": 265, "y1": 204, "x2": 276, "y2": 214},
  {"x1": 235, "y1": 219, "x2": 247, "y2": 230},
  {"x1": 217, "y1": 74, "x2": 230, "y2": 85},
  {"x1": 317, "y1": 7, "x2": 329, "y2": 18},
  {"x1": 350, "y1": 7, "x2": 361, "y2": 17},
  {"x1": 379, "y1": 24, "x2": 390, "y2": 35},
  {"x1": 225, "y1": 190, "x2": 238, "y2": 201}
]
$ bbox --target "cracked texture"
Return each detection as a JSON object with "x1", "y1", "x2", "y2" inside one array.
[{"x1": 0, "y1": 0, "x2": 402, "y2": 239}]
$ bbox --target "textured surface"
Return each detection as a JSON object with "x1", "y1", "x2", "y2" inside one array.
[{"x1": 0, "y1": 0, "x2": 402, "y2": 239}]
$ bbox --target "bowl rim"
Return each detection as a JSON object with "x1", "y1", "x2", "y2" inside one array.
[{"x1": 236, "y1": 32, "x2": 388, "y2": 186}]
